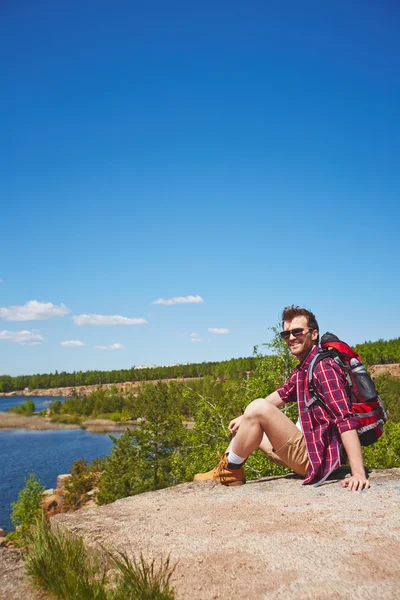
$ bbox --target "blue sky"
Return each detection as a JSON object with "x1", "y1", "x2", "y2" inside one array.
[{"x1": 1, "y1": 1, "x2": 399, "y2": 377}]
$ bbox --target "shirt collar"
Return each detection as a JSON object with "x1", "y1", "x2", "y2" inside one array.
[{"x1": 297, "y1": 344, "x2": 320, "y2": 371}]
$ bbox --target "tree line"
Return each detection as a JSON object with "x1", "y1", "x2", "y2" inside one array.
[
  {"x1": 1, "y1": 335, "x2": 399, "y2": 394},
  {"x1": 0, "y1": 356, "x2": 257, "y2": 393}
]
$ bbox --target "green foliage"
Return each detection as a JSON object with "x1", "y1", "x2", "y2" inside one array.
[
  {"x1": 0, "y1": 356, "x2": 258, "y2": 392},
  {"x1": 9, "y1": 398, "x2": 36, "y2": 416},
  {"x1": 25, "y1": 517, "x2": 108, "y2": 600},
  {"x1": 355, "y1": 337, "x2": 400, "y2": 366},
  {"x1": 171, "y1": 378, "x2": 245, "y2": 482},
  {"x1": 10, "y1": 473, "x2": 45, "y2": 544},
  {"x1": 111, "y1": 552, "x2": 175, "y2": 600},
  {"x1": 64, "y1": 458, "x2": 104, "y2": 510},
  {"x1": 375, "y1": 374, "x2": 400, "y2": 423},
  {"x1": 97, "y1": 382, "x2": 187, "y2": 505},
  {"x1": 24, "y1": 518, "x2": 176, "y2": 599},
  {"x1": 362, "y1": 421, "x2": 400, "y2": 470}
]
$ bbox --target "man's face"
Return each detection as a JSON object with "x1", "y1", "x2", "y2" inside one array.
[{"x1": 282, "y1": 315, "x2": 318, "y2": 362}]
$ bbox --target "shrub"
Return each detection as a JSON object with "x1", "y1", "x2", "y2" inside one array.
[
  {"x1": 10, "y1": 473, "x2": 45, "y2": 544},
  {"x1": 111, "y1": 551, "x2": 175, "y2": 600},
  {"x1": 64, "y1": 458, "x2": 104, "y2": 510},
  {"x1": 9, "y1": 399, "x2": 36, "y2": 416},
  {"x1": 25, "y1": 517, "x2": 108, "y2": 600}
]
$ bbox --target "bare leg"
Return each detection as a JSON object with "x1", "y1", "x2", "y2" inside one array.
[{"x1": 230, "y1": 398, "x2": 298, "y2": 458}]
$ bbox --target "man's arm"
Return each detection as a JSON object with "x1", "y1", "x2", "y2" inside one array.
[{"x1": 340, "y1": 429, "x2": 370, "y2": 491}]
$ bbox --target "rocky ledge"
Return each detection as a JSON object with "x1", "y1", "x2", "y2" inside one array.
[
  {"x1": 2, "y1": 468, "x2": 399, "y2": 600},
  {"x1": 51, "y1": 468, "x2": 400, "y2": 600}
]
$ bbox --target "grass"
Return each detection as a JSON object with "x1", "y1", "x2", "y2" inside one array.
[
  {"x1": 24, "y1": 517, "x2": 175, "y2": 599},
  {"x1": 110, "y1": 551, "x2": 176, "y2": 600}
]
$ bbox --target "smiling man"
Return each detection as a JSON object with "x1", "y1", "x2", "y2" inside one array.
[{"x1": 194, "y1": 306, "x2": 370, "y2": 491}]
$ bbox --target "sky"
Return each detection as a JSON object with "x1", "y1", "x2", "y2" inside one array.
[{"x1": 1, "y1": 1, "x2": 399, "y2": 377}]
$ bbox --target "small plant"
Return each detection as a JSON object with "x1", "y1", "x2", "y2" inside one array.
[
  {"x1": 10, "y1": 473, "x2": 45, "y2": 545},
  {"x1": 111, "y1": 551, "x2": 175, "y2": 600},
  {"x1": 25, "y1": 517, "x2": 108, "y2": 600}
]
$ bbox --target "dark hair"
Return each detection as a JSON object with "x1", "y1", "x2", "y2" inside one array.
[{"x1": 281, "y1": 305, "x2": 319, "y2": 344}]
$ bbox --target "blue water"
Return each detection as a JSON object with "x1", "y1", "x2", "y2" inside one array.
[
  {"x1": 0, "y1": 429, "x2": 118, "y2": 533},
  {"x1": 0, "y1": 395, "x2": 64, "y2": 413}
]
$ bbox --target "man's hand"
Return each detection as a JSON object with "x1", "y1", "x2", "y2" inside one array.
[
  {"x1": 341, "y1": 473, "x2": 371, "y2": 492},
  {"x1": 228, "y1": 415, "x2": 243, "y2": 435}
]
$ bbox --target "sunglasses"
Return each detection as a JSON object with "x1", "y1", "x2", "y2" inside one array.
[{"x1": 279, "y1": 328, "x2": 313, "y2": 340}]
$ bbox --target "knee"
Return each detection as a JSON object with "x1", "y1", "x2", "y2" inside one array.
[{"x1": 244, "y1": 398, "x2": 274, "y2": 421}]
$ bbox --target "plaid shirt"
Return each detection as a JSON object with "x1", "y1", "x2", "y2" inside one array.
[{"x1": 277, "y1": 345, "x2": 360, "y2": 485}]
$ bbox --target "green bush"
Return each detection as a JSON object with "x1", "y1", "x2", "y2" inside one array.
[
  {"x1": 111, "y1": 552, "x2": 175, "y2": 600},
  {"x1": 25, "y1": 517, "x2": 108, "y2": 600},
  {"x1": 64, "y1": 458, "x2": 104, "y2": 510},
  {"x1": 10, "y1": 473, "x2": 45, "y2": 544},
  {"x1": 375, "y1": 374, "x2": 400, "y2": 423},
  {"x1": 363, "y1": 421, "x2": 400, "y2": 470},
  {"x1": 9, "y1": 399, "x2": 36, "y2": 416}
]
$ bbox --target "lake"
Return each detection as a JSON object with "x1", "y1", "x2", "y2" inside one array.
[
  {"x1": 0, "y1": 427, "x2": 119, "y2": 534},
  {"x1": 0, "y1": 395, "x2": 64, "y2": 414}
]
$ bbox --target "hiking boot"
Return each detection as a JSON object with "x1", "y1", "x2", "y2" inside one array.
[{"x1": 193, "y1": 453, "x2": 245, "y2": 486}]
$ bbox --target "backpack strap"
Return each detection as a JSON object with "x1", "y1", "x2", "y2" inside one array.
[{"x1": 306, "y1": 348, "x2": 350, "y2": 409}]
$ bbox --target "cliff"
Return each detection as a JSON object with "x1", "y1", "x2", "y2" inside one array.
[
  {"x1": 2, "y1": 468, "x2": 399, "y2": 599},
  {"x1": 50, "y1": 468, "x2": 400, "y2": 599}
]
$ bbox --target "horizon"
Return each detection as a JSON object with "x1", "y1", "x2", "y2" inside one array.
[{"x1": 2, "y1": 1, "x2": 399, "y2": 377}]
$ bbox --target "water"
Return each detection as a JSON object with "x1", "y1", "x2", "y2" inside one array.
[
  {"x1": 0, "y1": 428, "x2": 118, "y2": 533},
  {"x1": 0, "y1": 395, "x2": 64, "y2": 414}
]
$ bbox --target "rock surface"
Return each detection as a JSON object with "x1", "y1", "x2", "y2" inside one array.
[
  {"x1": 50, "y1": 468, "x2": 400, "y2": 600},
  {"x1": 0, "y1": 548, "x2": 49, "y2": 600},
  {"x1": 2, "y1": 469, "x2": 399, "y2": 599}
]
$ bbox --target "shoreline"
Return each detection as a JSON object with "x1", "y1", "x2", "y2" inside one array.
[
  {"x1": 0, "y1": 412, "x2": 132, "y2": 433},
  {"x1": 0, "y1": 412, "x2": 195, "y2": 432},
  {"x1": 0, "y1": 377, "x2": 202, "y2": 398}
]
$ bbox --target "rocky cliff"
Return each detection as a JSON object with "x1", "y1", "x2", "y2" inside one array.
[
  {"x1": 51, "y1": 468, "x2": 400, "y2": 599},
  {"x1": 2, "y1": 468, "x2": 399, "y2": 599}
]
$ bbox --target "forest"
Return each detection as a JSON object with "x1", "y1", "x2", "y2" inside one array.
[{"x1": 1, "y1": 335, "x2": 400, "y2": 394}]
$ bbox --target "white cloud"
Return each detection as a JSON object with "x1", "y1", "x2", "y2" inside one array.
[
  {"x1": 208, "y1": 328, "x2": 230, "y2": 335},
  {"x1": 95, "y1": 343, "x2": 124, "y2": 351},
  {"x1": 73, "y1": 314, "x2": 147, "y2": 326},
  {"x1": 190, "y1": 332, "x2": 199, "y2": 337},
  {"x1": 191, "y1": 337, "x2": 202, "y2": 342},
  {"x1": 152, "y1": 295, "x2": 204, "y2": 306},
  {"x1": 0, "y1": 330, "x2": 44, "y2": 345},
  {"x1": 0, "y1": 300, "x2": 70, "y2": 321},
  {"x1": 60, "y1": 340, "x2": 85, "y2": 347}
]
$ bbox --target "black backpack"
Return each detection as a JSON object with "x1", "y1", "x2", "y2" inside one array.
[{"x1": 306, "y1": 333, "x2": 388, "y2": 446}]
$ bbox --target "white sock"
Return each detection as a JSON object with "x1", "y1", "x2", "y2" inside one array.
[{"x1": 227, "y1": 450, "x2": 246, "y2": 465}]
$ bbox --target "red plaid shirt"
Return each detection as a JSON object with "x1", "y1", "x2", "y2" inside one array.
[{"x1": 277, "y1": 345, "x2": 360, "y2": 485}]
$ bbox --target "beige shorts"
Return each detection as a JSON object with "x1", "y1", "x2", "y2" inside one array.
[{"x1": 263, "y1": 428, "x2": 309, "y2": 477}]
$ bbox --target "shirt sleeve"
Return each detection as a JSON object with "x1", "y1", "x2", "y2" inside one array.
[
  {"x1": 313, "y1": 358, "x2": 359, "y2": 433},
  {"x1": 277, "y1": 369, "x2": 298, "y2": 404}
]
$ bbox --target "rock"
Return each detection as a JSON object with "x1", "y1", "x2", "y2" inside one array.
[
  {"x1": 52, "y1": 468, "x2": 400, "y2": 600},
  {"x1": 0, "y1": 537, "x2": 7, "y2": 547},
  {"x1": 0, "y1": 528, "x2": 5, "y2": 537},
  {"x1": 57, "y1": 474, "x2": 71, "y2": 489},
  {"x1": 41, "y1": 494, "x2": 60, "y2": 512}
]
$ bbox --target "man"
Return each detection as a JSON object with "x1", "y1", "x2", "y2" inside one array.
[{"x1": 194, "y1": 306, "x2": 370, "y2": 491}]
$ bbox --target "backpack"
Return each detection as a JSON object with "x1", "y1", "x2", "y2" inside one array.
[{"x1": 306, "y1": 332, "x2": 388, "y2": 446}]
